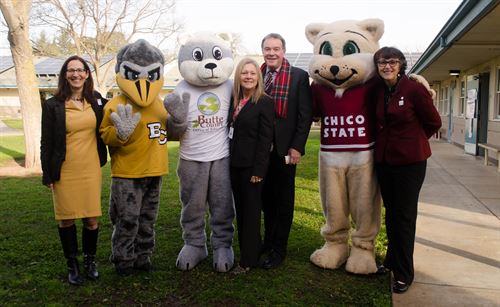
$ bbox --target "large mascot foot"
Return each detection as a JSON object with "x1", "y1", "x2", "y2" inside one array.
[
  {"x1": 310, "y1": 242, "x2": 349, "y2": 269},
  {"x1": 176, "y1": 244, "x2": 208, "y2": 271},
  {"x1": 212, "y1": 247, "x2": 234, "y2": 273},
  {"x1": 345, "y1": 246, "x2": 377, "y2": 274}
]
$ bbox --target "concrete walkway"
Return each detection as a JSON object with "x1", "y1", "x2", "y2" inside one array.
[{"x1": 393, "y1": 140, "x2": 500, "y2": 307}]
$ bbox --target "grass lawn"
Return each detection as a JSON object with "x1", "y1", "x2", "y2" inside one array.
[
  {"x1": 2, "y1": 119, "x2": 23, "y2": 130},
  {"x1": 0, "y1": 130, "x2": 390, "y2": 306},
  {"x1": 0, "y1": 135, "x2": 25, "y2": 165}
]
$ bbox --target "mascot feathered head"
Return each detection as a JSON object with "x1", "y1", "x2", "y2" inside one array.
[
  {"x1": 115, "y1": 39, "x2": 165, "y2": 107},
  {"x1": 177, "y1": 32, "x2": 234, "y2": 87},
  {"x1": 305, "y1": 19, "x2": 384, "y2": 97}
]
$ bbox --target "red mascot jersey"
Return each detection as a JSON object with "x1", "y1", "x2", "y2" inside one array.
[{"x1": 312, "y1": 79, "x2": 377, "y2": 152}]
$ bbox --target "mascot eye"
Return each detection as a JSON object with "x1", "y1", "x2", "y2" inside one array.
[
  {"x1": 192, "y1": 48, "x2": 203, "y2": 61},
  {"x1": 343, "y1": 41, "x2": 360, "y2": 55},
  {"x1": 148, "y1": 67, "x2": 161, "y2": 81},
  {"x1": 319, "y1": 41, "x2": 333, "y2": 56},
  {"x1": 212, "y1": 46, "x2": 222, "y2": 60},
  {"x1": 123, "y1": 65, "x2": 140, "y2": 80}
]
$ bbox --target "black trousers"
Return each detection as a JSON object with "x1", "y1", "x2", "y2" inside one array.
[
  {"x1": 375, "y1": 160, "x2": 427, "y2": 284},
  {"x1": 231, "y1": 166, "x2": 264, "y2": 268},
  {"x1": 262, "y1": 150, "x2": 297, "y2": 257}
]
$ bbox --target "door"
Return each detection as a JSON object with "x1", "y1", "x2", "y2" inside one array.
[
  {"x1": 447, "y1": 82, "x2": 454, "y2": 142},
  {"x1": 477, "y1": 72, "x2": 490, "y2": 156},
  {"x1": 464, "y1": 75, "x2": 479, "y2": 155}
]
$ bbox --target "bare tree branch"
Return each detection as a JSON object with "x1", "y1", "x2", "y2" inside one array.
[{"x1": 32, "y1": 0, "x2": 180, "y2": 94}]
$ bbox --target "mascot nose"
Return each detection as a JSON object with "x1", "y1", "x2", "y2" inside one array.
[
  {"x1": 330, "y1": 65, "x2": 340, "y2": 76},
  {"x1": 205, "y1": 63, "x2": 217, "y2": 70}
]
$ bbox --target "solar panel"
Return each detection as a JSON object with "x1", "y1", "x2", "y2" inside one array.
[
  {"x1": 35, "y1": 57, "x2": 66, "y2": 75},
  {"x1": 0, "y1": 56, "x2": 14, "y2": 73}
]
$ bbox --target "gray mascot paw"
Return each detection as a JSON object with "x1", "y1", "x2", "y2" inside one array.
[
  {"x1": 110, "y1": 104, "x2": 141, "y2": 141},
  {"x1": 213, "y1": 246, "x2": 234, "y2": 273},
  {"x1": 164, "y1": 92, "x2": 189, "y2": 140},
  {"x1": 176, "y1": 244, "x2": 208, "y2": 271},
  {"x1": 164, "y1": 92, "x2": 189, "y2": 122}
]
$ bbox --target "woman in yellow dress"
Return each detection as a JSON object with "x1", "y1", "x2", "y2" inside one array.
[{"x1": 41, "y1": 56, "x2": 108, "y2": 285}]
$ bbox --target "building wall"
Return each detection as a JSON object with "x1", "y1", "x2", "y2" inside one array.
[
  {"x1": 0, "y1": 88, "x2": 21, "y2": 118},
  {"x1": 434, "y1": 55, "x2": 500, "y2": 161}
]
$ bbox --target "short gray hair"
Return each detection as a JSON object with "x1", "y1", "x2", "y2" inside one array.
[{"x1": 261, "y1": 33, "x2": 286, "y2": 50}]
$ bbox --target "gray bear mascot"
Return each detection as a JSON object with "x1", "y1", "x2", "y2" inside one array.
[{"x1": 164, "y1": 32, "x2": 235, "y2": 272}]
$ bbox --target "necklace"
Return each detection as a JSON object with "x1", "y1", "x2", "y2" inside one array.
[{"x1": 71, "y1": 96, "x2": 84, "y2": 102}]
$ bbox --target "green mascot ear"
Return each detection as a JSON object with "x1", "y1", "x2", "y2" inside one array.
[
  {"x1": 357, "y1": 18, "x2": 385, "y2": 42},
  {"x1": 305, "y1": 23, "x2": 328, "y2": 44}
]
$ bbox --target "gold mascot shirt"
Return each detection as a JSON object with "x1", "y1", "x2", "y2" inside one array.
[{"x1": 100, "y1": 95, "x2": 168, "y2": 178}]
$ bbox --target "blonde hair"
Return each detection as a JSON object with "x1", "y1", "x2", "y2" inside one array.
[{"x1": 233, "y1": 58, "x2": 266, "y2": 109}]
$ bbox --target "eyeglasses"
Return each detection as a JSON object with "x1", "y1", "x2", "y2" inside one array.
[
  {"x1": 377, "y1": 59, "x2": 400, "y2": 68},
  {"x1": 66, "y1": 68, "x2": 87, "y2": 74}
]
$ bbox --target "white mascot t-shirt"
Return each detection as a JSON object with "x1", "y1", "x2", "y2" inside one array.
[{"x1": 174, "y1": 80, "x2": 232, "y2": 162}]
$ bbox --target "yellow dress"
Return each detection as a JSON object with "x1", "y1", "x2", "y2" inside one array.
[{"x1": 52, "y1": 99, "x2": 102, "y2": 220}]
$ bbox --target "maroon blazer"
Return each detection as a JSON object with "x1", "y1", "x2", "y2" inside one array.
[{"x1": 374, "y1": 75, "x2": 441, "y2": 165}]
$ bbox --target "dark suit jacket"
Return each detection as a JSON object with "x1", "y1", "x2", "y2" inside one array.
[
  {"x1": 229, "y1": 95, "x2": 275, "y2": 178},
  {"x1": 41, "y1": 92, "x2": 108, "y2": 185},
  {"x1": 273, "y1": 66, "x2": 313, "y2": 157},
  {"x1": 374, "y1": 75, "x2": 442, "y2": 165}
]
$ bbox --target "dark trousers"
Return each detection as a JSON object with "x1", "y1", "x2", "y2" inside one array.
[
  {"x1": 231, "y1": 166, "x2": 264, "y2": 268},
  {"x1": 262, "y1": 150, "x2": 297, "y2": 257},
  {"x1": 375, "y1": 160, "x2": 427, "y2": 284}
]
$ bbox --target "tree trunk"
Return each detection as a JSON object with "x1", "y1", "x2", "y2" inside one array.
[{"x1": 0, "y1": 0, "x2": 42, "y2": 171}]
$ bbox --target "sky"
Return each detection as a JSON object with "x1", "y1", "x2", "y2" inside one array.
[
  {"x1": 0, "y1": 0, "x2": 462, "y2": 56},
  {"x1": 174, "y1": 0, "x2": 462, "y2": 54}
]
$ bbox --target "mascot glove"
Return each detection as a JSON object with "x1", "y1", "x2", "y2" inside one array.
[
  {"x1": 110, "y1": 103, "x2": 141, "y2": 141},
  {"x1": 164, "y1": 92, "x2": 190, "y2": 123},
  {"x1": 409, "y1": 73, "x2": 436, "y2": 100}
]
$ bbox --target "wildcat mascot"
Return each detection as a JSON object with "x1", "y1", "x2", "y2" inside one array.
[
  {"x1": 164, "y1": 32, "x2": 235, "y2": 272},
  {"x1": 305, "y1": 19, "x2": 384, "y2": 274}
]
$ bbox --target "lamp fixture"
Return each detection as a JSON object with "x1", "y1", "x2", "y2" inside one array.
[{"x1": 449, "y1": 69, "x2": 460, "y2": 76}]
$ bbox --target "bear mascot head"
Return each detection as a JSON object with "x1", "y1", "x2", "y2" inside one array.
[{"x1": 178, "y1": 32, "x2": 234, "y2": 87}]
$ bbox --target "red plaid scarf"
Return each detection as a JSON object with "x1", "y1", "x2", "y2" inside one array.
[{"x1": 261, "y1": 58, "x2": 291, "y2": 118}]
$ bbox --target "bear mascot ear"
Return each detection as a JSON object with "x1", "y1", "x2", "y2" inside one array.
[
  {"x1": 305, "y1": 23, "x2": 328, "y2": 44},
  {"x1": 216, "y1": 32, "x2": 232, "y2": 46},
  {"x1": 177, "y1": 33, "x2": 192, "y2": 46},
  {"x1": 358, "y1": 18, "x2": 385, "y2": 42}
]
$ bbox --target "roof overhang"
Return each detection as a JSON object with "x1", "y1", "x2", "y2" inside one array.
[{"x1": 409, "y1": 0, "x2": 500, "y2": 83}]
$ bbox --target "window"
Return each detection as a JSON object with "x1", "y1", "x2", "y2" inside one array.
[
  {"x1": 459, "y1": 80, "x2": 466, "y2": 117},
  {"x1": 496, "y1": 67, "x2": 500, "y2": 119},
  {"x1": 439, "y1": 86, "x2": 449, "y2": 115}
]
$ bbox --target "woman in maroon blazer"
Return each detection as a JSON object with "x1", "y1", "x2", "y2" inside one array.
[
  {"x1": 373, "y1": 47, "x2": 441, "y2": 293},
  {"x1": 229, "y1": 58, "x2": 275, "y2": 274}
]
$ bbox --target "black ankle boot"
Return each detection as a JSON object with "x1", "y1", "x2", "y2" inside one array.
[
  {"x1": 82, "y1": 227, "x2": 99, "y2": 280},
  {"x1": 58, "y1": 225, "x2": 84, "y2": 286}
]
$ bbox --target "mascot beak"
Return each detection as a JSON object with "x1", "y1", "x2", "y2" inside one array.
[{"x1": 116, "y1": 74, "x2": 164, "y2": 107}]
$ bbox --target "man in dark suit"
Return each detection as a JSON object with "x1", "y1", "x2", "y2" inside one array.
[{"x1": 260, "y1": 33, "x2": 313, "y2": 269}]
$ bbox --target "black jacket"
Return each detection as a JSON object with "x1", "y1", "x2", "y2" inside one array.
[
  {"x1": 273, "y1": 66, "x2": 313, "y2": 156},
  {"x1": 229, "y1": 95, "x2": 275, "y2": 177},
  {"x1": 40, "y1": 92, "x2": 108, "y2": 185}
]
